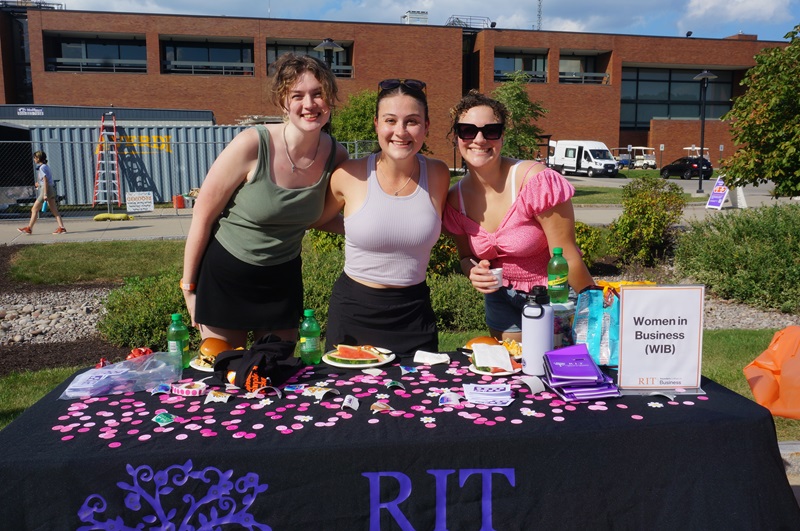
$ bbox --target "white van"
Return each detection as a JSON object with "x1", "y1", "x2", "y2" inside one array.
[{"x1": 548, "y1": 140, "x2": 619, "y2": 177}]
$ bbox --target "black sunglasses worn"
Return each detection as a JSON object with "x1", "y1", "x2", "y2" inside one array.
[
  {"x1": 378, "y1": 78, "x2": 427, "y2": 93},
  {"x1": 455, "y1": 122, "x2": 504, "y2": 141}
]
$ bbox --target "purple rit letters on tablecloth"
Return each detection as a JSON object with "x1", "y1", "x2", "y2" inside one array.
[{"x1": 363, "y1": 468, "x2": 516, "y2": 531}]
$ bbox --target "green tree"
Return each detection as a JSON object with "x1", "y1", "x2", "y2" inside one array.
[
  {"x1": 330, "y1": 89, "x2": 378, "y2": 156},
  {"x1": 721, "y1": 25, "x2": 800, "y2": 197},
  {"x1": 491, "y1": 70, "x2": 548, "y2": 159}
]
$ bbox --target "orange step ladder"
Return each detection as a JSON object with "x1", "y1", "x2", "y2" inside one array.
[{"x1": 92, "y1": 112, "x2": 121, "y2": 208}]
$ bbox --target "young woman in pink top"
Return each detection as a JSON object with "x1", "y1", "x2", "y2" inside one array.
[{"x1": 443, "y1": 90, "x2": 594, "y2": 342}]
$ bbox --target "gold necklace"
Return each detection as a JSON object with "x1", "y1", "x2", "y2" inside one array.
[
  {"x1": 378, "y1": 158, "x2": 417, "y2": 196},
  {"x1": 283, "y1": 125, "x2": 321, "y2": 173}
]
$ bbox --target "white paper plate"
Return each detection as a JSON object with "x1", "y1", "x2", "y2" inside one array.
[
  {"x1": 468, "y1": 363, "x2": 521, "y2": 377},
  {"x1": 189, "y1": 357, "x2": 214, "y2": 373},
  {"x1": 322, "y1": 348, "x2": 394, "y2": 369}
]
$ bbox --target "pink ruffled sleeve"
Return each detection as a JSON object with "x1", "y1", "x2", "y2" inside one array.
[
  {"x1": 519, "y1": 167, "x2": 575, "y2": 216},
  {"x1": 442, "y1": 202, "x2": 468, "y2": 236}
]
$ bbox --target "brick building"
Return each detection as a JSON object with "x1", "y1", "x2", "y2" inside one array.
[{"x1": 0, "y1": 4, "x2": 786, "y2": 166}]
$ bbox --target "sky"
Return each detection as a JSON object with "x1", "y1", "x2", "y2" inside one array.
[{"x1": 59, "y1": 0, "x2": 798, "y2": 42}]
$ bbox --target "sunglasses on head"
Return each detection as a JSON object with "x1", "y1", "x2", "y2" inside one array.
[
  {"x1": 378, "y1": 78, "x2": 427, "y2": 93},
  {"x1": 455, "y1": 123, "x2": 504, "y2": 141}
]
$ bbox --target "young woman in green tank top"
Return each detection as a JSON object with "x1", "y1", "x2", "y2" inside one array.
[{"x1": 181, "y1": 53, "x2": 348, "y2": 349}]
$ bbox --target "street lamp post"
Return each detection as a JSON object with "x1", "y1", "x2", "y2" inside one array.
[
  {"x1": 693, "y1": 70, "x2": 717, "y2": 194},
  {"x1": 314, "y1": 38, "x2": 344, "y2": 71}
]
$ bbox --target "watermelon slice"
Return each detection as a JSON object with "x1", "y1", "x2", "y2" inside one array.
[{"x1": 327, "y1": 345, "x2": 388, "y2": 365}]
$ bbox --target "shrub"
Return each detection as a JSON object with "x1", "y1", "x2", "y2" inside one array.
[
  {"x1": 98, "y1": 270, "x2": 199, "y2": 350},
  {"x1": 674, "y1": 203, "x2": 800, "y2": 313},
  {"x1": 301, "y1": 240, "x2": 344, "y2": 334},
  {"x1": 608, "y1": 175, "x2": 686, "y2": 265},
  {"x1": 428, "y1": 234, "x2": 461, "y2": 278},
  {"x1": 574, "y1": 221, "x2": 602, "y2": 268},
  {"x1": 428, "y1": 273, "x2": 486, "y2": 332}
]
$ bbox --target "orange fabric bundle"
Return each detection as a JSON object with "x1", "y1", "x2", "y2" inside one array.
[{"x1": 743, "y1": 325, "x2": 800, "y2": 419}]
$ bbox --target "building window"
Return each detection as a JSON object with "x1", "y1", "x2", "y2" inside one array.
[
  {"x1": 559, "y1": 56, "x2": 608, "y2": 84},
  {"x1": 621, "y1": 67, "x2": 733, "y2": 129},
  {"x1": 266, "y1": 43, "x2": 352, "y2": 78},
  {"x1": 162, "y1": 40, "x2": 254, "y2": 75},
  {"x1": 44, "y1": 34, "x2": 147, "y2": 73},
  {"x1": 493, "y1": 53, "x2": 547, "y2": 82}
]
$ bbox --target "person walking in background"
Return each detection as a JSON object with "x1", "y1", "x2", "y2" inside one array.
[
  {"x1": 443, "y1": 90, "x2": 594, "y2": 342},
  {"x1": 18, "y1": 150, "x2": 67, "y2": 235},
  {"x1": 317, "y1": 78, "x2": 450, "y2": 355},
  {"x1": 181, "y1": 53, "x2": 348, "y2": 348}
]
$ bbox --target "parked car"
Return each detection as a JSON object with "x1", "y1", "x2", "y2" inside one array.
[{"x1": 660, "y1": 156, "x2": 713, "y2": 180}]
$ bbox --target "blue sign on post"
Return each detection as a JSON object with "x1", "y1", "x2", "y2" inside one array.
[{"x1": 706, "y1": 177, "x2": 728, "y2": 210}]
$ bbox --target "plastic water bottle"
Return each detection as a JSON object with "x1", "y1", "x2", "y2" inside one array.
[
  {"x1": 547, "y1": 247, "x2": 569, "y2": 304},
  {"x1": 521, "y1": 285, "x2": 554, "y2": 376},
  {"x1": 299, "y1": 309, "x2": 322, "y2": 365},
  {"x1": 167, "y1": 313, "x2": 191, "y2": 369}
]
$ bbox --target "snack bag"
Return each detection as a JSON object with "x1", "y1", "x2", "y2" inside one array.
[{"x1": 743, "y1": 325, "x2": 800, "y2": 419}]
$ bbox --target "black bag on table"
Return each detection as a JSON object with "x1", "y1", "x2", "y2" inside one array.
[{"x1": 213, "y1": 334, "x2": 300, "y2": 391}]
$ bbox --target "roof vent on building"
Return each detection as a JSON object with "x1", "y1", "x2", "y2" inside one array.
[{"x1": 402, "y1": 10, "x2": 428, "y2": 25}]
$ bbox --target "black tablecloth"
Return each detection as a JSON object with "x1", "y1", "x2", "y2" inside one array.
[{"x1": 1, "y1": 356, "x2": 798, "y2": 530}]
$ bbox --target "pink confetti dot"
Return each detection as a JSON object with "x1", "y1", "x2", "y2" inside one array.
[
  {"x1": 552, "y1": 408, "x2": 563, "y2": 414},
  {"x1": 233, "y1": 431, "x2": 247, "y2": 438},
  {"x1": 698, "y1": 395, "x2": 709, "y2": 401},
  {"x1": 616, "y1": 404, "x2": 628, "y2": 409},
  {"x1": 127, "y1": 429, "x2": 139, "y2": 435},
  {"x1": 78, "y1": 428, "x2": 90, "y2": 433},
  {"x1": 61, "y1": 435, "x2": 74, "y2": 441},
  {"x1": 280, "y1": 429, "x2": 293, "y2": 435},
  {"x1": 485, "y1": 421, "x2": 496, "y2": 426},
  {"x1": 175, "y1": 434, "x2": 188, "y2": 441},
  {"x1": 108, "y1": 442, "x2": 122, "y2": 448},
  {"x1": 314, "y1": 422, "x2": 326, "y2": 427},
  {"x1": 667, "y1": 401, "x2": 679, "y2": 406},
  {"x1": 511, "y1": 419, "x2": 523, "y2": 424},
  {"x1": 631, "y1": 415, "x2": 644, "y2": 420},
  {"x1": 494, "y1": 416, "x2": 506, "y2": 422},
  {"x1": 138, "y1": 434, "x2": 151, "y2": 441},
  {"x1": 682, "y1": 401, "x2": 695, "y2": 406},
  {"x1": 276, "y1": 425, "x2": 288, "y2": 431},
  {"x1": 291, "y1": 423, "x2": 304, "y2": 430},
  {"x1": 368, "y1": 418, "x2": 380, "y2": 424},
  {"x1": 553, "y1": 416, "x2": 565, "y2": 422},
  {"x1": 425, "y1": 423, "x2": 436, "y2": 429},
  {"x1": 565, "y1": 405, "x2": 577, "y2": 411}
]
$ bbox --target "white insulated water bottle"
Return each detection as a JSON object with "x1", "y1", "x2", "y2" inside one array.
[{"x1": 522, "y1": 285, "x2": 554, "y2": 376}]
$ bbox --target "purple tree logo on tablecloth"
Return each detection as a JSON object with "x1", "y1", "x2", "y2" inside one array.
[{"x1": 77, "y1": 460, "x2": 270, "y2": 530}]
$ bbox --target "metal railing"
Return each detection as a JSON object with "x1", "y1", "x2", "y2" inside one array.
[
  {"x1": 558, "y1": 72, "x2": 610, "y2": 84},
  {"x1": 47, "y1": 58, "x2": 148, "y2": 73},
  {"x1": 161, "y1": 60, "x2": 255, "y2": 75},
  {"x1": 494, "y1": 70, "x2": 547, "y2": 83}
]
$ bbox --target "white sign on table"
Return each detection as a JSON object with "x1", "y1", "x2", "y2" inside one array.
[
  {"x1": 617, "y1": 285, "x2": 704, "y2": 393},
  {"x1": 125, "y1": 191, "x2": 154, "y2": 213}
]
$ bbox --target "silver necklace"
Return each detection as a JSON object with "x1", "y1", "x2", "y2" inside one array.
[
  {"x1": 378, "y1": 159, "x2": 416, "y2": 196},
  {"x1": 283, "y1": 125, "x2": 321, "y2": 173}
]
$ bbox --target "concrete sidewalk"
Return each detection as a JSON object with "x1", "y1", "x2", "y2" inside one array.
[{"x1": 1, "y1": 207, "x2": 193, "y2": 245}]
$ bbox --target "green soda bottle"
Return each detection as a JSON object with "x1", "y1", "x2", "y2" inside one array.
[
  {"x1": 299, "y1": 309, "x2": 322, "y2": 365},
  {"x1": 547, "y1": 247, "x2": 570, "y2": 304},
  {"x1": 167, "y1": 313, "x2": 191, "y2": 368}
]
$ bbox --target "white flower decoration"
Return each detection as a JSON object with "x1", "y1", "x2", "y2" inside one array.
[
  {"x1": 259, "y1": 398, "x2": 274, "y2": 406},
  {"x1": 648, "y1": 402, "x2": 665, "y2": 408},
  {"x1": 521, "y1": 408, "x2": 537, "y2": 416},
  {"x1": 420, "y1": 416, "x2": 436, "y2": 424},
  {"x1": 295, "y1": 415, "x2": 313, "y2": 422},
  {"x1": 375, "y1": 393, "x2": 389, "y2": 400}
]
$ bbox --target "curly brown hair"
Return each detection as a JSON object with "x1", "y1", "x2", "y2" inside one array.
[
  {"x1": 448, "y1": 89, "x2": 508, "y2": 143},
  {"x1": 268, "y1": 53, "x2": 339, "y2": 112}
]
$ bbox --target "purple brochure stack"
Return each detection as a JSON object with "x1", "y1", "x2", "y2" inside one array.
[{"x1": 542, "y1": 344, "x2": 620, "y2": 401}]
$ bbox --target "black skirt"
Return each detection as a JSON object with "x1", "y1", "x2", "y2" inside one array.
[
  {"x1": 325, "y1": 272, "x2": 438, "y2": 357},
  {"x1": 195, "y1": 237, "x2": 303, "y2": 331}
]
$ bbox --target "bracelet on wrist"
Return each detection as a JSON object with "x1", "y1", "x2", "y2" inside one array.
[{"x1": 179, "y1": 280, "x2": 196, "y2": 292}]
